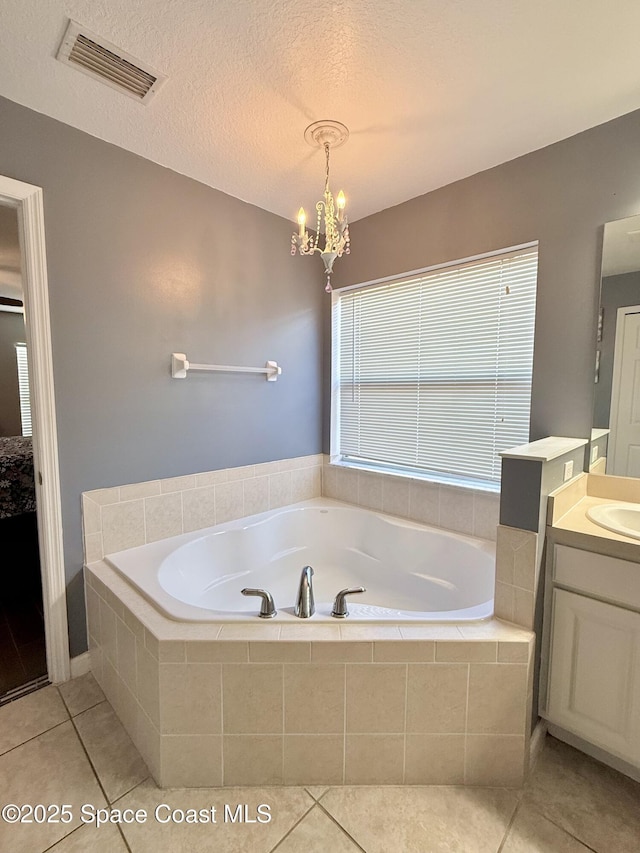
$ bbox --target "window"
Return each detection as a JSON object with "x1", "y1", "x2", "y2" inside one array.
[
  {"x1": 331, "y1": 245, "x2": 538, "y2": 489},
  {"x1": 15, "y1": 342, "x2": 32, "y2": 437}
]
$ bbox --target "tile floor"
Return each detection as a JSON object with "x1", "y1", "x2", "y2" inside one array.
[{"x1": 0, "y1": 674, "x2": 638, "y2": 852}]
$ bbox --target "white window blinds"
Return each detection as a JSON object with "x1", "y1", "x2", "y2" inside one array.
[
  {"x1": 15, "y1": 342, "x2": 32, "y2": 437},
  {"x1": 332, "y1": 246, "x2": 538, "y2": 487}
]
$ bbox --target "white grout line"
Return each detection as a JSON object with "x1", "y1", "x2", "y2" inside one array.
[
  {"x1": 281, "y1": 663, "x2": 285, "y2": 784},
  {"x1": 402, "y1": 662, "x2": 408, "y2": 783},
  {"x1": 219, "y1": 663, "x2": 225, "y2": 784},
  {"x1": 463, "y1": 662, "x2": 470, "y2": 784},
  {"x1": 342, "y1": 664, "x2": 347, "y2": 785}
]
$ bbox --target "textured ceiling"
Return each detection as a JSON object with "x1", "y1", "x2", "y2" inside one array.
[{"x1": 2, "y1": 1, "x2": 640, "y2": 223}]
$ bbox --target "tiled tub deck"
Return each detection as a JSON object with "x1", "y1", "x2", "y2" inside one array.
[{"x1": 85, "y1": 560, "x2": 534, "y2": 788}]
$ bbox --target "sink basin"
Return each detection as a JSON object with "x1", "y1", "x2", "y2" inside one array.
[{"x1": 586, "y1": 502, "x2": 640, "y2": 540}]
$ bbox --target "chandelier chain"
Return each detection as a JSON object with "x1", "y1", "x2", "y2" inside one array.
[{"x1": 324, "y1": 143, "x2": 331, "y2": 193}]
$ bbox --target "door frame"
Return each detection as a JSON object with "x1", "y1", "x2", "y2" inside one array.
[
  {"x1": 608, "y1": 304, "x2": 640, "y2": 477},
  {"x1": 0, "y1": 175, "x2": 70, "y2": 684}
]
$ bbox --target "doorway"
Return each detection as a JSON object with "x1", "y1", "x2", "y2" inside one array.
[
  {"x1": 0, "y1": 175, "x2": 69, "y2": 696},
  {"x1": 0, "y1": 205, "x2": 47, "y2": 697}
]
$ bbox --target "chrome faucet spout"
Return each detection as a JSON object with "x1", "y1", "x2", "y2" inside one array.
[{"x1": 295, "y1": 565, "x2": 315, "y2": 618}]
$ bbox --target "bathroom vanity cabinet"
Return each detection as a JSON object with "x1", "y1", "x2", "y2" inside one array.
[{"x1": 542, "y1": 543, "x2": 640, "y2": 777}]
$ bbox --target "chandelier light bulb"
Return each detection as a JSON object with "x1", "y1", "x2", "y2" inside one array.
[{"x1": 297, "y1": 207, "x2": 306, "y2": 237}]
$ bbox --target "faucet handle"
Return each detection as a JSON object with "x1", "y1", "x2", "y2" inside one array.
[
  {"x1": 241, "y1": 588, "x2": 277, "y2": 618},
  {"x1": 331, "y1": 587, "x2": 366, "y2": 618}
]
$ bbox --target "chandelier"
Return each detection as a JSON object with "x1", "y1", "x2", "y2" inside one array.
[{"x1": 291, "y1": 120, "x2": 350, "y2": 292}]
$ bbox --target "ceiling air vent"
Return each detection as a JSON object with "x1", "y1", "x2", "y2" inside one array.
[{"x1": 56, "y1": 20, "x2": 166, "y2": 104}]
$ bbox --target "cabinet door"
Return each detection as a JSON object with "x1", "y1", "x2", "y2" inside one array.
[{"x1": 547, "y1": 588, "x2": 640, "y2": 764}]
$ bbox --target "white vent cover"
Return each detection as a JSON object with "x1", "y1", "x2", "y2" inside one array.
[{"x1": 56, "y1": 20, "x2": 166, "y2": 104}]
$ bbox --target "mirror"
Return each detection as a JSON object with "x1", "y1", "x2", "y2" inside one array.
[{"x1": 592, "y1": 213, "x2": 640, "y2": 476}]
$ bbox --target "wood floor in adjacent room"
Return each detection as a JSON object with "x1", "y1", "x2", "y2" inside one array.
[{"x1": 0, "y1": 512, "x2": 47, "y2": 698}]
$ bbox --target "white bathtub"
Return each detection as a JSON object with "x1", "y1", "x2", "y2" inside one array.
[{"x1": 104, "y1": 498, "x2": 495, "y2": 622}]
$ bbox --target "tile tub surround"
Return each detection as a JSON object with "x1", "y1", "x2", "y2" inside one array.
[
  {"x1": 81, "y1": 455, "x2": 323, "y2": 562},
  {"x1": 494, "y1": 438, "x2": 590, "y2": 632},
  {"x1": 493, "y1": 525, "x2": 540, "y2": 630},
  {"x1": 84, "y1": 560, "x2": 534, "y2": 788},
  {"x1": 322, "y1": 461, "x2": 500, "y2": 541},
  {"x1": 82, "y1": 453, "x2": 529, "y2": 788},
  {"x1": 81, "y1": 454, "x2": 498, "y2": 566}
]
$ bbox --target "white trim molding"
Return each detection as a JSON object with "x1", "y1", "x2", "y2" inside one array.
[
  {"x1": 69, "y1": 652, "x2": 91, "y2": 679},
  {"x1": 0, "y1": 175, "x2": 70, "y2": 683},
  {"x1": 529, "y1": 719, "x2": 548, "y2": 773}
]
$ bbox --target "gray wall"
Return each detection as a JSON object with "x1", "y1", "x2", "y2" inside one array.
[
  {"x1": 6, "y1": 91, "x2": 640, "y2": 658},
  {"x1": 0, "y1": 311, "x2": 25, "y2": 436},
  {"x1": 0, "y1": 96, "x2": 324, "y2": 656},
  {"x1": 327, "y1": 107, "x2": 640, "y2": 450},
  {"x1": 593, "y1": 271, "x2": 640, "y2": 428}
]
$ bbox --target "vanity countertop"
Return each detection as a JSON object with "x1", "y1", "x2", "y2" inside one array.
[{"x1": 549, "y1": 494, "x2": 640, "y2": 563}]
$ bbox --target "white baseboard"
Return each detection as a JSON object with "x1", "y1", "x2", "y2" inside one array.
[
  {"x1": 69, "y1": 651, "x2": 91, "y2": 679},
  {"x1": 529, "y1": 718, "x2": 548, "y2": 772}
]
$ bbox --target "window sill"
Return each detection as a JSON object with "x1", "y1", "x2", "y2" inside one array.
[{"x1": 328, "y1": 458, "x2": 501, "y2": 495}]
